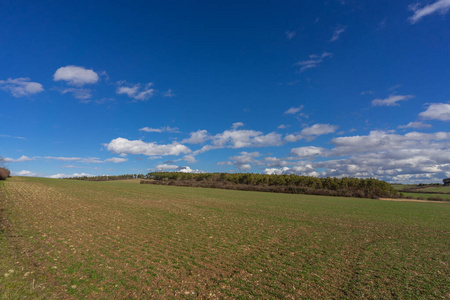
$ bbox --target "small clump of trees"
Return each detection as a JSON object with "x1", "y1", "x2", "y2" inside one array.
[
  {"x1": 444, "y1": 178, "x2": 450, "y2": 186},
  {"x1": 0, "y1": 157, "x2": 11, "y2": 180},
  {"x1": 141, "y1": 172, "x2": 401, "y2": 199}
]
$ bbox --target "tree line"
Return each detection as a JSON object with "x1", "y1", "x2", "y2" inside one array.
[{"x1": 142, "y1": 172, "x2": 401, "y2": 199}]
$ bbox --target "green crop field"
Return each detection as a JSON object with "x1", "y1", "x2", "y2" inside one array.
[
  {"x1": 1, "y1": 177, "x2": 449, "y2": 299},
  {"x1": 401, "y1": 192, "x2": 450, "y2": 200},
  {"x1": 418, "y1": 186, "x2": 450, "y2": 193}
]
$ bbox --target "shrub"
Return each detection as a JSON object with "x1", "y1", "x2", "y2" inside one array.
[{"x1": 0, "y1": 167, "x2": 10, "y2": 180}]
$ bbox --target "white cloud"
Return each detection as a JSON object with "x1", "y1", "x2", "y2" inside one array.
[
  {"x1": 53, "y1": 66, "x2": 99, "y2": 86},
  {"x1": 183, "y1": 155, "x2": 197, "y2": 163},
  {"x1": 264, "y1": 167, "x2": 289, "y2": 175},
  {"x1": 117, "y1": 82, "x2": 154, "y2": 101},
  {"x1": 330, "y1": 25, "x2": 347, "y2": 42},
  {"x1": 4, "y1": 155, "x2": 34, "y2": 162},
  {"x1": 419, "y1": 103, "x2": 450, "y2": 121},
  {"x1": 232, "y1": 122, "x2": 244, "y2": 129},
  {"x1": 139, "y1": 126, "x2": 180, "y2": 133},
  {"x1": 264, "y1": 164, "x2": 318, "y2": 177},
  {"x1": 220, "y1": 151, "x2": 261, "y2": 171},
  {"x1": 294, "y1": 52, "x2": 332, "y2": 72},
  {"x1": 275, "y1": 130, "x2": 450, "y2": 183},
  {"x1": 162, "y1": 89, "x2": 175, "y2": 97},
  {"x1": 48, "y1": 172, "x2": 94, "y2": 179},
  {"x1": 284, "y1": 106, "x2": 303, "y2": 115},
  {"x1": 285, "y1": 30, "x2": 296, "y2": 40},
  {"x1": 60, "y1": 88, "x2": 93, "y2": 100},
  {"x1": 278, "y1": 124, "x2": 289, "y2": 129},
  {"x1": 105, "y1": 138, "x2": 191, "y2": 156},
  {"x1": 13, "y1": 170, "x2": 37, "y2": 176},
  {"x1": 409, "y1": 0, "x2": 450, "y2": 24},
  {"x1": 182, "y1": 130, "x2": 211, "y2": 144},
  {"x1": 371, "y1": 95, "x2": 413, "y2": 106},
  {"x1": 104, "y1": 157, "x2": 128, "y2": 163},
  {"x1": 200, "y1": 130, "x2": 282, "y2": 152},
  {"x1": 0, "y1": 78, "x2": 44, "y2": 97},
  {"x1": 263, "y1": 157, "x2": 290, "y2": 168},
  {"x1": 155, "y1": 164, "x2": 179, "y2": 171},
  {"x1": 155, "y1": 164, "x2": 202, "y2": 173},
  {"x1": 291, "y1": 146, "x2": 326, "y2": 158},
  {"x1": 301, "y1": 123, "x2": 338, "y2": 136},
  {"x1": 398, "y1": 121, "x2": 432, "y2": 129},
  {"x1": 330, "y1": 130, "x2": 450, "y2": 156}
]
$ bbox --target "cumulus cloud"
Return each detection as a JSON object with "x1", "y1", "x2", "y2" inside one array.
[
  {"x1": 0, "y1": 78, "x2": 44, "y2": 97},
  {"x1": 13, "y1": 170, "x2": 37, "y2": 176},
  {"x1": 117, "y1": 82, "x2": 155, "y2": 101},
  {"x1": 398, "y1": 121, "x2": 432, "y2": 129},
  {"x1": 219, "y1": 151, "x2": 261, "y2": 171},
  {"x1": 290, "y1": 146, "x2": 326, "y2": 158},
  {"x1": 301, "y1": 123, "x2": 338, "y2": 136},
  {"x1": 182, "y1": 130, "x2": 211, "y2": 144},
  {"x1": 139, "y1": 126, "x2": 180, "y2": 133},
  {"x1": 268, "y1": 130, "x2": 450, "y2": 183},
  {"x1": 155, "y1": 164, "x2": 202, "y2": 173},
  {"x1": 409, "y1": 0, "x2": 450, "y2": 24},
  {"x1": 330, "y1": 25, "x2": 347, "y2": 42},
  {"x1": 53, "y1": 66, "x2": 99, "y2": 86},
  {"x1": 105, "y1": 138, "x2": 191, "y2": 156},
  {"x1": 419, "y1": 103, "x2": 450, "y2": 121},
  {"x1": 197, "y1": 130, "x2": 283, "y2": 154},
  {"x1": 371, "y1": 95, "x2": 414, "y2": 106},
  {"x1": 264, "y1": 163, "x2": 319, "y2": 177},
  {"x1": 286, "y1": 124, "x2": 337, "y2": 142},
  {"x1": 294, "y1": 52, "x2": 332, "y2": 72},
  {"x1": 330, "y1": 130, "x2": 450, "y2": 156}
]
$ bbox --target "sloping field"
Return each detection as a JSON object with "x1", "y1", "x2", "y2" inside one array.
[{"x1": 1, "y1": 177, "x2": 449, "y2": 299}]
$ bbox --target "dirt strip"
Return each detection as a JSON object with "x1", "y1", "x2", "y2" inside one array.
[{"x1": 379, "y1": 198, "x2": 449, "y2": 203}]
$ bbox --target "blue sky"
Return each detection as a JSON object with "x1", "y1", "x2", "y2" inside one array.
[{"x1": 1, "y1": 0, "x2": 450, "y2": 183}]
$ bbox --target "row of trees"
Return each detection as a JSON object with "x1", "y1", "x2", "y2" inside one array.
[{"x1": 144, "y1": 172, "x2": 400, "y2": 199}]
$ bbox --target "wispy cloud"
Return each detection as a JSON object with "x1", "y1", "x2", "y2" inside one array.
[
  {"x1": 117, "y1": 82, "x2": 155, "y2": 101},
  {"x1": 284, "y1": 106, "x2": 303, "y2": 115},
  {"x1": 330, "y1": 25, "x2": 347, "y2": 42},
  {"x1": 409, "y1": 0, "x2": 450, "y2": 24},
  {"x1": 139, "y1": 126, "x2": 180, "y2": 133},
  {"x1": 162, "y1": 89, "x2": 175, "y2": 97},
  {"x1": 371, "y1": 94, "x2": 414, "y2": 106},
  {"x1": 398, "y1": 121, "x2": 432, "y2": 129},
  {"x1": 294, "y1": 52, "x2": 332, "y2": 72},
  {"x1": 60, "y1": 87, "x2": 93, "y2": 100},
  {"x1": 0, "y1": 78, "x2": 44, "y2": 97},
  {"x1": 0, "y1": 134, "x2": 26, "y2": 140},
  {"x1": 285, "y1": 30, "x2": 296, "y2": 40}
]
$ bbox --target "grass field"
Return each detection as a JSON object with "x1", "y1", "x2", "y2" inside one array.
[
  {"x1": 401, "y1": 192, "x2": 450, "y2": 200},
  {"x1": 1, "y1": 177, "x2": 449, "y2": 299}
]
